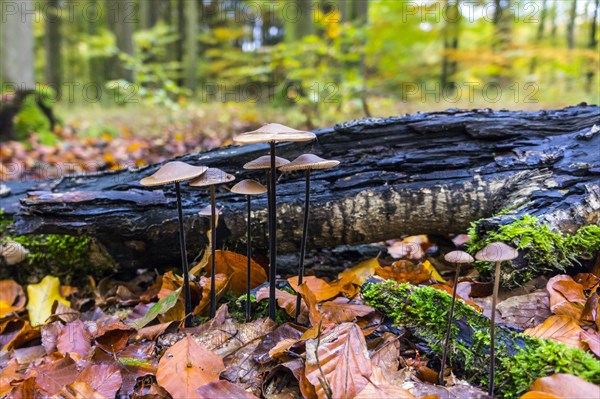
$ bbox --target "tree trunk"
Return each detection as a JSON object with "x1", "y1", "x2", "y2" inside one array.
[
  {"x1": 528, "y1": 0, "x2": 547, "y2": 75},
  {"x1": 2, "y1": 106, "x2": 599, "y2": 272},
  {"x1": 440, "y1": 0, "x2": 461, "y2": 90},
  {"x1": 0, "y1": 0, "x2": 35, "y2": 90},
  {"x1": 285, "y1": 0, "x2": 315, "y2": 42},
  {"x1": 45, "y1": 0, "x2": 62, "y2": 88},
  {"x1": 184, "y1": 0, "x2": 199, "y2": 91},
  {"x1": 107, "y1": 0, "x2": 135, "y2": 81},
  {"x1": 585, "y1": 0, "x2": 599, "y2": 92}
]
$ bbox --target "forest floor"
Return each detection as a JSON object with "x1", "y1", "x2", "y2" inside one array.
[{"x1": 0, "y1": 232, "x2": 598, "y2": 398}]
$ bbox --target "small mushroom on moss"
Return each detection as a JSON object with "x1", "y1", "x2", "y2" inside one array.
[
  {"x1": 231, "y1": 179, "x2": 267, "y2": 321},
  {"x1": 279, "y1": 154, "x2": 340, "y2": 322},
  {"x1": 140, "y1": 161, "x2": 207, "y2": 327},
  {"x1": 190, "y1": 168, "x2": 235, "y2": 318},
  {"x1": 0, "y1": 241, "x2": 29, "y2": 266},
  {"x1": 475, "y1": 242, "x2": 518, "y2": 396},
  {"x1": 439, "y1": 250, "x2": 474, "y2": 385}
]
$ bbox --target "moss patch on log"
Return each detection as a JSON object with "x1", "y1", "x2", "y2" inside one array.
[
  {"x1": 467, "y1": 215, "x2": 600, "y2": 288},
  {"x1": 0, "y1": 211, "x2": 117, "y2": 285},
  {"x1": 362, "y1": 280, "x2": 600, "y2": 398}
]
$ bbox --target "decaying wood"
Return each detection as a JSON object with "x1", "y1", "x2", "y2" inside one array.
[{"x1": 1, "y1": 105, "x2": 599, "y2": 271}]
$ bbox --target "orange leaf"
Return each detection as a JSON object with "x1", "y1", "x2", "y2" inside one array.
[
  {"x1": 75, "y1": 363, "x2": 122, "y2": 398},
  {"x1": 56, "y1": 320, "x2": 91, "y2": 358},
  {"x1": 0, "y1": 280, "x2": 26, "y2": 318},
  {"x1": 374, "y1": 260, "x2": 432, "y2": 284},
  {"x1": 156, "y1": 335, "x2": 224, "y2": 399},
  {"x1": 580, "y1": 329, "x2": 600, "y2": 357},
  {"x1": 519, "y1": 392, "x2": 561, "y2": 399},
  {"x1": 196, "y1": 380, "x2": 259, "y2": 398},
  {"x1": 33, "y1": 354, "x2": 79, "y2": 396},
  {"x1": 528, "y1": 373, "x2": 600, "y2": 398},
  {"x1": 305, "y1": 323, "x2": 372, "y2": 399},
  {"x1": 194, "y1": 274, "x2": 230, "y2": 317},
  {"x1": 289, "y1": 274, "x2": 357, "y2": 302},
  {"x1": 547, "y1": 275, "x2": 585, "y2": 321},
  {"x1": 319, "y1": 297, "x2": 375, "y2": 324},
  {"x1": 356, "y1": 365, "x2": 415, "y2": 398},
  {"x1": 339, "y1": 258, "x2": 380, "y2": 286},
  {"x1": 524, "y1": 315, "x2": 586, "y2": 350}
]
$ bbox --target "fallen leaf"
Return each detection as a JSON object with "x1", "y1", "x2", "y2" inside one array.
[
  {"x1": 0, "y1": 359, "x2": 25, "y2": 396},
  {"x1": 387, "y1": 235, "x2": 429, "y2": 260},
  {"x1": 305, "y1": 323, "x2": 372, "y2": 399},
  {"x1": 524, "y1": 315, "x2": 586, "y2": 349},
  {"x1": 75, "y1": 363, "x2": 122, "y2": 398},
  {"x1": 256, "y1": 287, "x2": 309, "y2": 324},
  {"x1": 281, "y1": 359, "x2": 318, "y2": 399},
  {"x1": 355, "y1": 365, "x2": 415, "y2": 398},
  {"x1": 547, "y1": 275, "x2": 585, "y2": 321},
  {"x1": 194, "y1": 274, "x2": 230, "y2": 316},
  {"x1": 581, "y1": 292, "x2": 599, "y2": 328},
  {"x1": 375, "y1": 260, "x2": 432, "y2": 285},
  {"x1": 56, "y1": 320, "x2": 91, "y2": 358},
  {"x1": 209, "y1": 250, "x2": 267, "y2": 295},
  {"x1": 528, "y1": 373, "x2": 600, "y2": 398},
  {"x1": 580, "y1": 329, "x2": 600, "y2": 357},
  {"x1": 0, "y1": 280, "x2": 26, "y2": 318},
  {"x1": 496, "y1": 291, "x2": 551, "y2": 329},
  {"x1": 156, "y1": 335, "x2": 224, "y2": 398},
  {"x1": 33, "y1": 354, "x2": 79, "y2": 396},
  {"x1": 573, "y1": 273, "x2": 600, "y2": 291},
  {"x1": 289, "y1": 274, "x2": 357, "y2": 302},
  {"x1": 27, "y1": 276, "x2": 70, "y2": 327},
  {"x1": 0, "y1": 319, "x2": 39, "y2": 351},
  {"x1": 519, "y1": 392, "x2": 561, "y2": 399},
  {"x1": 319, "y1": 297, "x2": 375, "y2": 323},
  {"x1": 8, "y1": 377, "x2": 40, "y2": 399},
  {"x1": 253, "y1": 323, "x2": 304, "y2": 364},
  {"x1": 61, "y1": 381, "x2": 106, "y2": 399},
  {"x1": 339, "y1": 258, "x2": 380, "y2": 286},
  {"x1": 430, "y1": 284, "x2": 482, "y2": 312},
  {"x1": 196, "y1": 380, "x2": 259, "y2": 398},
  {"x1": 128, "y1": 287, "x2": 182, "y2": 329},
  {"x1": 95, "y1": 322, "x2": 134, "y2": 354}
]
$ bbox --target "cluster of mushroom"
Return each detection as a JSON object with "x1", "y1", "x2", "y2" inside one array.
[
  {"x1": 139, "y1": 124, "x2": 339, "y2": 327},
  {"x1": 441, "y1": 242, "x2": 518, "y2": 395}
]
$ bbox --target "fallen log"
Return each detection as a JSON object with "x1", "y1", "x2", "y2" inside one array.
[
  {"x1": 1, "y1": 105, "x2": 599, "y2": 273},
  {"x1": 361, "y1": 279, "x2": 600, "y2": 399}
]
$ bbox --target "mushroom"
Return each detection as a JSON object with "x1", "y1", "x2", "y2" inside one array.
[
  {"x1": 231, "y1": 179, "x2": 268, "y2": 321},
  {"x1": 140, "y1": 161, "x2": 207, "y2": 327},
  {"x1": 279, "y1": 154, "x2": 340, "y2": 322},
  {"x1": 234, "y1": 124, "x2": 315, "y2": 321},
  {"x1": 190, "y1": 168, "x2": 235, "y2": 318},
  {"x1": 439, "y1": 250, "x2": 474, "y2": 385},
  {"x1": 0, "y1": 241, "x2": 29, "y2": 266},
  {"x1": 475, "y1": 242, "x2": 518, "y2": 396}
]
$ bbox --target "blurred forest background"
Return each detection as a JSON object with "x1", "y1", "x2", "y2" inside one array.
[{"x1": 0, "y1": 0, "x2": 598, "y2": 178}]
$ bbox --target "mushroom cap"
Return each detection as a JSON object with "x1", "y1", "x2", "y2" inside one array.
[
  {"x1": 475, "y1": 242, "x2": 518, "y2": 262},
  {"x1": 139, "y1": 161, "x2": 208, "y2": 186},
  {"x1": 231, "y1": 179, "x2": 267, "y2": 195},
  {"x1": 243, "y1": 155, "x2": 290, "y2": 170},
  {"x1": 189, "y1": 168, "x2": 235, "y2": 187},
  {"x1": 279, "y1": 154, "x2": 340, "y2": 172},
  {"x1": 233, "y1": 123, "x2": 316, "y2": 144},
  {"x1": 444, "y1": 250, "x2": 474, "y2": 264}
]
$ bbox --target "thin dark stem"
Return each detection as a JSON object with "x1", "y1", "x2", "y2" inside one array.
[
  {"x1": 295, "y1": 170, "x2": 311, "y2": 323},
  {"x1": 209, "y1": 185, "x2": 217, "y2": 318},
  {"x1": 268, "y1": 141, "x2": 277, "y2": 321},
  {"x1": 246, "y1": 195, "x2": 252, "y2": 322},
  {"x1": 175, "y1": 182, "x2": 192, "y2": 327},
  {"x1": 439, "y1": 262, "x2": 461, "y2": 385},
  {"x1": 489, "y1": 261, "x2": 501, "y2": 396}
]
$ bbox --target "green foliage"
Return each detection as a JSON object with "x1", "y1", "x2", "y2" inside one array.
[
  {"x1": 228, "y1": 291, "x2": 290, "y2": 324},
  {"x1": 362, "y1": 280, "x2": 600, "y2": 398},
  {"x1": 467, "y1": 215, "x2": 600, "y2": 288},
  {"x1": 0, "y1": 210, "x2": 116, "y2": 285},
  {"x1": 13, "y1": 94, "x2": 57, "y2": 144}
]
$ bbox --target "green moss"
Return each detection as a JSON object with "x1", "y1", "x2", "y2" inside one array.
[
  {"x1": 0, "y1": 210, "x2": 116, "y2": 285},
  {"x1": 467, "y1": 215, "x2": 600, "y2": 288},
  {"x1": 362, "y1": 280, "x2": 600, "y2": 398},
  {"x1": 227, "y1": 291, "x2": 291, "y2": 324}
]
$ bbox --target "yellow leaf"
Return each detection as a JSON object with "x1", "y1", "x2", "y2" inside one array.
[
  {"x1": 423, "y1": 260, "x2": 445, "y2": 283},
  {"x1": 339, "y1": 258, "x2": 380, "y2": 286},
  {"x1": 27, "y1": 276, "x2": 70, "y2": 327}
]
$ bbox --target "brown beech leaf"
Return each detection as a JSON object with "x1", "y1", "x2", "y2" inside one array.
[
  {"x1": 580, "y1": 329, "x2": 600, "y2": 357},
  {"x1": 289, "y1": 274, "x2": 357, "y2": 302},
  {"x1": 0, "y1": 280, "x2": 26, "y2": 318},
  {"x1": 8, "y1": 377, "x2": 42, "y2": 399},
  {"x1": 56, "y1": 320, "x2": 91, "y2": 358},
  {"x1": 547, "y1": 275, "x2": 586, "y2": 320},
  {"x1": 430, "y1": 284, "x2": 482, "y2": 312},
  {"x1": 95, "y1": 322, "x2": 134, "y2": 354},
  {"x1": 61, "y1": 381, "x2": 106, "y2": 399},
  {"x1": 196, "y1": 380, "x2": 259, "y2": 398},
  {"x1": 76, "y1": 363, "x2": 122, "y2": 398},
  {"x1": 305, "y1": 323, "x2": 372, "y2": 399},
  {"x1": 524, "y1": 315, "x2": 586, "y2": 349},
  {"x1": 495, "y1": 291, "x2": 552, "y2": 329},
  {"x1": 528, "y1": 373, "x2": 600, "y2": 397},
  {"x1": 209, "y1": 250, "x2": 267, "y2": 295},
  {"x1": 253, "y1": 323, "x2": 304, "y2": 364},
  {"x1": 256, "y1": 287, "x2": 309, "y2": 324},
  {"x1": 374, "y1": 260, "x2": 432, "y2": 285},
  {"x1": 156, "y1": 335, "x2": 224, "y2": 398},
  {"x1": 355, "y1": 365, "x2": 415, "y2": 399},
  {"x1": 0, "y1": 359, "x2": 26, "y2": 396},
  {"x1": 319, "y1": 297, "x2": 375, "y2": 323},
  {"x1": 339, "y1": 258, "x2": 381, "y2": 286},
  {"x1": 281, "y1": 359, "x2": 318, "y2": 399},
  {"x1": 0, "y1": 319, "x2": 39, "y2": 351},
  {"x1": 33, "y1": 354, "x2": 79, "y2": 396},
  {"x1": 581, "y1": 292, "x2": 599, "y2": 328},
  {"x1": 193, "y1": 273, "x2": 230, "y2": 317},
  {"x1": 573, "y1": 273, "x2": 600, "y2": 291}
]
